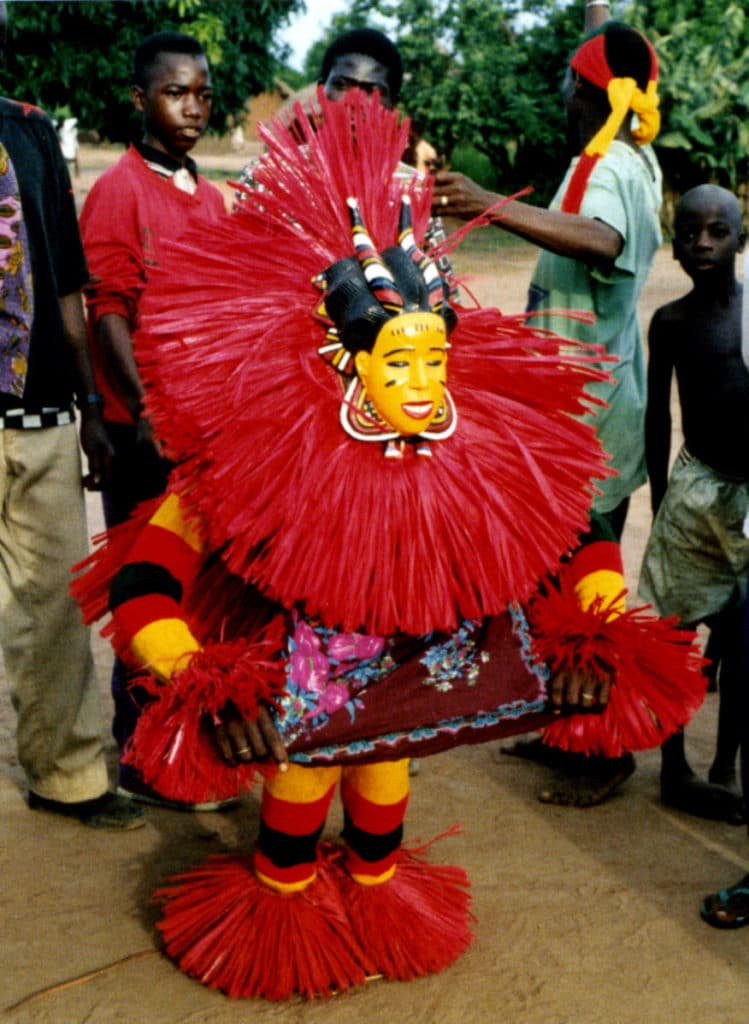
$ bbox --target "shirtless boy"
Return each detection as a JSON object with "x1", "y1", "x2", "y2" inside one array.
[{"x1": 640, "y1": 184, "x2": 748, "y2": 824}]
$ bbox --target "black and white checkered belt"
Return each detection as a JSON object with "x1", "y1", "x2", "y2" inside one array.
[{"x1": 0, "y1": 406, "x2": 75, "y2": 430}]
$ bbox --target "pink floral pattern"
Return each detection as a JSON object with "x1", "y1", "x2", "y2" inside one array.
[{"x1": 278, "y1": 613, "x2": 389, "y2": 740}]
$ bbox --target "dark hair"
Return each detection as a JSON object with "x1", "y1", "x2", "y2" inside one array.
[
  {"x1": 133, "y1": 31, "x2": 206, "y2": 89},
  {"x1": 319, "y1": 29, "x2": 403, "y2": 103}
]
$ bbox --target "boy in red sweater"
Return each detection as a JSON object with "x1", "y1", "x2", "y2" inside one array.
[{"x1": 80, "y1": 31, "x2": 226, "y2": 808}]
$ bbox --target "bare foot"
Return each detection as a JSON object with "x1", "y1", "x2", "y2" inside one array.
[
  {"x1": 661, "y1": 771, "x2": 744, "y2": 824},
  {"x1": 499, "y1": 736, "x2": 601, "y2": 772},
  {"x1": 537, "y1": 753, "x2": 636, "y2": 807},
  {"x1": 701, "y1": 874, "x2": 749, "y2": 928},
  {"x1": 707, "y1": 762, "x2": 739, "y2": 793}
]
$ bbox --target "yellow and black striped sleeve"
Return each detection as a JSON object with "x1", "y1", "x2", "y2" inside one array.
[
  {"x1": 565, "y1": 511, "x2": 626, "y2": 613},
  {"x1": 109, "y1": 493, "x2": 205, "y2": 681}
]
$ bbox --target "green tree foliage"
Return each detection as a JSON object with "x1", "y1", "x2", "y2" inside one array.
[
  {"x1": 627, "y1": 0, "x2": 749, "y2": 191},
  {"x1": 0, "y1": 0, "x2": 302, "y2": 142},
  {"x1": 300, "y1": 0, "x2": 749, "y2": 201}
]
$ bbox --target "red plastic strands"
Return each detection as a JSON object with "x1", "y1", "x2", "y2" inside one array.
[
  {"x1": 528, "y1": 575, "x2": 708, "y2": 757},
  {"x1": 135, "y1": 88, "x2": 612, "y2": 636},
  {"x1": 154, "y1": 835, "x2": 472, "y2": 999},
  {"x1": 123, "y1": 630, "x2": 287, "y2": 803},
  {"x1": 338, "y1": 836, "x2": 474, "y2": 981},
  {"x1": 154, "y1": 848, "x2": 372, "y2": 1000}
]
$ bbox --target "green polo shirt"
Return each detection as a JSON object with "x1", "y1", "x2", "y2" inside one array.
[{"x1": 527, "y1": 140, "x2": 662, "y2": 514}]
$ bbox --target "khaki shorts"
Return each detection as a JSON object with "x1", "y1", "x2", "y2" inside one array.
[{"x1": 638, "y1": 447, "x2": 749, "y2": 625}]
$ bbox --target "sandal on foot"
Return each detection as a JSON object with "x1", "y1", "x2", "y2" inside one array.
[{"x1": 701, "y1": 875, "x2": 749, "y2": 929}]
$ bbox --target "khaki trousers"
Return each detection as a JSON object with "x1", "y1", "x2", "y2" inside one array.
[{"x1": 0, "y1": 423, "x2": 108, "y2": 801}]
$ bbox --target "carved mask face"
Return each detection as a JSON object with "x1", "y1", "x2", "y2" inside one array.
[{"x1": 354, "y1": 311, "x2": 448, "y2": 436}]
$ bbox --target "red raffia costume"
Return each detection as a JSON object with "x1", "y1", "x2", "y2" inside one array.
[{"x1": 73, "y1": 90, "x2": 706, "y2": 1000}]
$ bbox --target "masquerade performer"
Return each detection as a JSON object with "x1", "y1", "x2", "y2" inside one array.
[
  {"x1": 433, "y1": 5, "x2": 666, "y2": 809},
  {"x1": 74, "y1": 88, "x2": 704, "y2": 1000}
]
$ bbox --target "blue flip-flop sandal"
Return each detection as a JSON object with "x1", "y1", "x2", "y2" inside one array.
[{"x1": 701, "y1": 875, "x2": 749, "y2": 929}]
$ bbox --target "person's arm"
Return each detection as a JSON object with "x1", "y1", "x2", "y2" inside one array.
[
  {"x1": 59, "y1": 290, "x2": 113, "y2": 490},
  {"x1": 110, "y1": 493, "x2": 288, "y2": 767},
  {"x1": 431, "y1": 174, "x2": 623, "y2": 270},
  {"x1": 500, "y1": 196, "x2": 621, "y2": 269},
  {"x1": 644, "y1": 309, "x2": 674, "y2": 516},
  {"x1": 97, "y1": 308, "x2": 164, "y2": 455},
  {"x1": 96, "y1": 312, "x2": 144, "y2": 420},
  {"x1": 95, "y1": 311, "x2": 161, "y2": 453}
]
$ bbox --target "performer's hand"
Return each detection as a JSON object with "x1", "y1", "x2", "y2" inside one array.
[
  {"x1": 548, "y1": 666, "x2": 612, "y2": 715},
  {"x1": 211, "y1": 701, "x2": 289, "y2": 771},
  {"x1": 431, "y1": 170, "x2": 501, "y2": 221}
]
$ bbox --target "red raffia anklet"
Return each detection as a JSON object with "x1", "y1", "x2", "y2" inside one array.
[
  {"x1": 331, "y1": 829, "x2": 475, "y2": 981},
  {"x1": 154, "y1": 848, "x2": 373, "y2": 1000}
]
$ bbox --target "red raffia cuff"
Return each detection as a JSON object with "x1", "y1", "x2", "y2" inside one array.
[
  {"x1": 527, "y1": 580, "x2": 708, "y2": 757},
  {"x1": 124, "y1": 621, "x2": 288, "y2": 802},
  {"x1": 337, "y1": 826, "x2": 474, "y2": 981}
]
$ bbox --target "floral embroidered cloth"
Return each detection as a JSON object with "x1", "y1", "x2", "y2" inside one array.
[
  {"x1": 0, "y1": 140, "x2": 33, "y2": 398},
  {"x1": 277, "y1": 607, "x2": 554, "y2": 764}
]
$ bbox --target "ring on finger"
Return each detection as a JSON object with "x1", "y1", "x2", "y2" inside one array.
[
  {"x1": 440, "y1": 194, "x2": 449, "y2": 207},
  {"x1": 236, "y1": 746, "x2": 251, "y2": 756},
  {"x1": 580, "y1": 692, "x2": 595, "y2": 704}
]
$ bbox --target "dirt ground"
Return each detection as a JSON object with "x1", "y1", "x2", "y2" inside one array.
[{"x1": 1, "y1": 147, "x2": 748, "y2": 1023}]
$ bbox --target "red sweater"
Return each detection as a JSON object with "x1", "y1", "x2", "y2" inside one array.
[{"x1": 80, "y1": 145, "x2": 226, "y2": 424}]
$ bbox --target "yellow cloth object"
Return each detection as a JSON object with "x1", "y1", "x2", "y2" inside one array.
[
  {"x1": 264, "y1": 762, "x2": 341, "y2": 801},
  {"x1": 631, "y1": 79, "x2": 660, "y2": 144},
  {"x1": 150, "y1": 492, "x2": 205, "y2": 553},
  {"x1": 585, "y1": 76, "x2": 660, "y2": 159}
]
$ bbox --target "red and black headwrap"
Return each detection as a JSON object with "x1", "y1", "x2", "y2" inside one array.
[{"x1": 562, "y1": 21, "x2": 660, "y2": 214}]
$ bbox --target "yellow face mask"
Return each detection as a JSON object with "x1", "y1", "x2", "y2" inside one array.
[{"x1": 354, "y1": 311, "x2": 448, "y2": 437}]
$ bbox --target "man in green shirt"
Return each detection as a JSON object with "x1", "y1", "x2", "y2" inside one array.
[
  {"x1": 527, "y1": 138, "x2": 661, "y2": 530},
  {"x1": 432, "y1": 4, "x2": 664, "y2": 807},
  {"x1": 433, "y1": 6, "x2": 660, "y2": 538}
]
